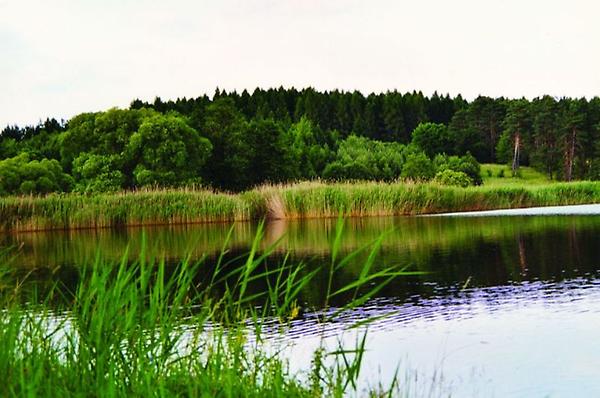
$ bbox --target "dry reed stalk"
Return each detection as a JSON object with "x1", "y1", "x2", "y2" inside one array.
[{"x1": 266, "y1": 192, "x2": 286, "y2": 220}]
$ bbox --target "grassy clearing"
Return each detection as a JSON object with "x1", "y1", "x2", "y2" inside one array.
[
  {"x1": 480, "y1": 163, "x2": 552, "y2": 187},
  {"x1": 2, "y1": 175, "x2": 600, "y2": 232},
  {"x1": 0, "y1": 223, "x2": 421, "y2": 397}
]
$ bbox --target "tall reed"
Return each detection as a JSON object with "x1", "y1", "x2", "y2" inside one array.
[{"x1": 3, "y1": 180, "x2": 600, "y2": 232}]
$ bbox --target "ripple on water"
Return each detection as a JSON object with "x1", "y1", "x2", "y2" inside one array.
[{"x1": 251, "y1": 276, "x2": 600, "y2": 397}]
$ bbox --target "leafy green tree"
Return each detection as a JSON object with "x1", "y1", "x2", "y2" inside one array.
[
  {"x1": 466, "y1": 96, "x2": 506, "y2": 162},
  {"x1": 201, "y1": 98, "x2": 252, "y2": 191},
  {"x1": 448, "y1": 109, "x2": 486, "y2": 159},
  {"x1": 400, "y1": 151, "x2": 435, "y2": 181},
  {"x1": 364, "y1": 94, "x2": 385, "y2": 140},
  {"x1": 323, "y1": 136, "x2": 405, "y2": 181},
  {"x1": 334, "y1": 92, "x2": 353, "y2": 135},
  {"x1": 245, "y1": 118, "x2": 292, "y2": 185},
  {"x1": 18, "y1": 129, "x2": 62, "y2": 161},
  {"x1": 531, "y1": 96, "x2": 561, "y2": 179},
  {"x1": 402, "y1": 92, "x2": 428, "y2": 134},
  {"x1": 558, "y1": 99, "x2": 586, "y2": 181},
  {"x1": 433, "y1": 153, "x2": 482, "y2": 185},
  {"x1": 586, "y1": 122, "x2": 600, "y2": 180},
  {"x1": 411, "y1": 122, "x2": 455, "y2": 158},
  {"x1": 426, "y1": 92, "x2": 459, "y2": 125},
  {"x1": 0, "y1": 125, "x2": 24, "y2": 141},
  {"x1": 0, "y1": 154, "x2": 73, "y2": 195},
  {"x1": 127, "y1": 113, "x2": 212, "y2": 187},
  {"x1": 498, "y1": 99, "x2": 532, "y2": 174},
  {"x1": 0, "y1": 138, "x2": 18, "y2": 159},
  {"x1": 382, "y1": 93, "x2": 407, "y2": 142},
  {"x1": 59, "y1": 108, "x2": 151, "y2": 177},
  {"x1": 72, "y1": 154, "x2": 125, "y2": 193},
  {"x1": 433, "y1": 169, "x2": 473, "y2": 187},
  {"x1": 8, "y1": 87, "x2": 600, "y2": 193},
  {"x1": 286, "y1": 118, "x2": 333, "y2": 180},
  {"x1": 350, "y1": 91, "x2": 367, "y2": 135}
]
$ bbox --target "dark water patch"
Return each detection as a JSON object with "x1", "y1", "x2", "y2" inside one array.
[{"x1": 3, "y1": 215, "x2": 600, "y2": 305}]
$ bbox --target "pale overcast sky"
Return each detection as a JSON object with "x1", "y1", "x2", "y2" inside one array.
[{"x1": 1, "y1": 0, "x2": 599, "y2": 127}]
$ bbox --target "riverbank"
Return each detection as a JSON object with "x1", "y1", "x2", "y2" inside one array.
[{"x1": 2, "y1": 180, "x2": 600, "y2": 232}]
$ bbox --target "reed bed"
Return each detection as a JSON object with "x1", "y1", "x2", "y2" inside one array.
[
  {"x1": 0, "y1": 188, "x2": 266, "y2": 232},
  {"x1": 2, "y1": 180, "x2": 600, "y2": 232},
  {"x1": 274, "y1": 180, "x2": 600, "y2": 218}
]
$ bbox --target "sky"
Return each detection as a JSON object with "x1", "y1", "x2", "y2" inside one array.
[{"x1": 1, "y1": 0, "x2": 599, "y2": 127}]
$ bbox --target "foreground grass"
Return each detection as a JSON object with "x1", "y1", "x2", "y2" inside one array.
[
  {"x1": 2, "y1": 177, "x2": 600, "y2": 231},
  {"x1": 0, "y1": 223, "x2": 415, "y2": 397}
]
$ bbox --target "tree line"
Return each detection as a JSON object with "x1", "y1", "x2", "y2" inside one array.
[{"x1": 1, "y1": 88, "x2": 599, "y2": 195}]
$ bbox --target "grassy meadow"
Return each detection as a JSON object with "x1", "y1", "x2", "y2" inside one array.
[
  {"x1": 480, "y1": 164, "x2": 552, "y2": 186},
  {"x1": 1, "y1": 165, "x2": 599, "y2": 232}
]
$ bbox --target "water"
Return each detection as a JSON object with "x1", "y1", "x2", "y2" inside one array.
[{"x1": 3, "y1": 210, "x2": 600, "y2": 396}]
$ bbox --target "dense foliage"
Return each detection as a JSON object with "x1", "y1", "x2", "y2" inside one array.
[{"x1": 2, "y1": 87, "x2": 600, "y2": 195}]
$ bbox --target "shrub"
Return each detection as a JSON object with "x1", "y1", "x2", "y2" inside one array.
[
  {"x1": 434, "y1": 170, "x2": 473, "y2": 187},
  {"x1": 0, "y1": 154, "x2": 73, "y2": 195},
  {"x1": 72, "y1": 153, "x2": 125, "y2": 193},
  {"x1": 433, "y1": 153, "x2": 482, "y2": 185},
  {"x1": 401, "y1": 152, "x2": 435, "y2": 181},
  {"x1": 323, "y1": 135, "x2": 405, "y2": 181},
  {"x1": 411, "y1": 122, "x2": 455, "y2": 158}
]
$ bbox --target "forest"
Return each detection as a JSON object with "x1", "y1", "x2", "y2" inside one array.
[{"x1": 1, "y1": 87, "x2": 600, "y2": 195}]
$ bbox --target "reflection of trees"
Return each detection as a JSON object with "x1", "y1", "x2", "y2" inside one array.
[
  {"x1": 3, "y1": 215, "x2": 600, "y2": 306},
  {"x1": 568, "y1": 225, "x2": 581, "y2": 268},
  {"x1": 518, "y1": 234, "x2": 527, "y2": 275},
  {"x1": 2, "y1": 223, "x2": 257, "y2": 269}
]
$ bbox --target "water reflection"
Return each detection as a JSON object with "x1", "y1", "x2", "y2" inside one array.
[
  {"x1": 3, "y1": 214, "x2": 600, "y2": 396},
  {"x1": 3, "y1": 215, "x2": 600, "y2": 300}
]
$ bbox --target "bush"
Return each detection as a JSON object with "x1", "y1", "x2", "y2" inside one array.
[
  {"x1": 434, "y1": 170, "x2": 473, "y2": 187},
  {"x1": 72, "y1": 153, "x2": 125, "y2": 193},
  {"x1": 323, "y1": 161, "x2": 374, "y2": 181},
  {"x1": 128, "y1": 113, "x2": 212, "y2": 187},
  {"x1": 0, "y1": 154, "x2": 73, "y2": 196},
  {"x1": 433, "y1": 153, "x2": 482, "y2": 185},
  {"x1": 401, "y1": 152, "x2": 435, "y2": 181},
  {"x1": 323, "y1": 135, "x2": 405, "y2": 181},
  {"x1": 411, "y1": 122, "x2": 455, "y2": 158}
]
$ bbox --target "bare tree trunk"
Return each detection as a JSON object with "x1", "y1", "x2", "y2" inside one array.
[
  {"x1": 511, "y1": 132, "x2": 520, "y2": 175},
  {"x1": 565, "y1": 128, "x2": 576, "y2": 182},
  {"x1": 490, "y1": 121, "x2": 497, "y2": 161}
]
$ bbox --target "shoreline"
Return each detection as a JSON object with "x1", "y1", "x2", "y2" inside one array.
[
  {"x1": 427, "y1": 203, "x2": 600, "y2": 217},
  {"x1": 2, "y1": 180, "x2": 600, "y2": 233}
]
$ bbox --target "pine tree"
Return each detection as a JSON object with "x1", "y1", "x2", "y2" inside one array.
[
  {"x1": 500, "y1": 99, "x2": 532, "y2": 174},
  {"x1": 531, "y1": 96, "x2": 561, "y2": 179},
  {"x1": 382, "y1": 92, "x2": 407, "y2": 143},
  {"x1": 558, "y1": 98, "x2": 586, "y2": 181}
]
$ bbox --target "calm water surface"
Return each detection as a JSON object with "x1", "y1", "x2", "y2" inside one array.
[{"x1": 3, "y1": 212, "x2": 600, "y2": 397}]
